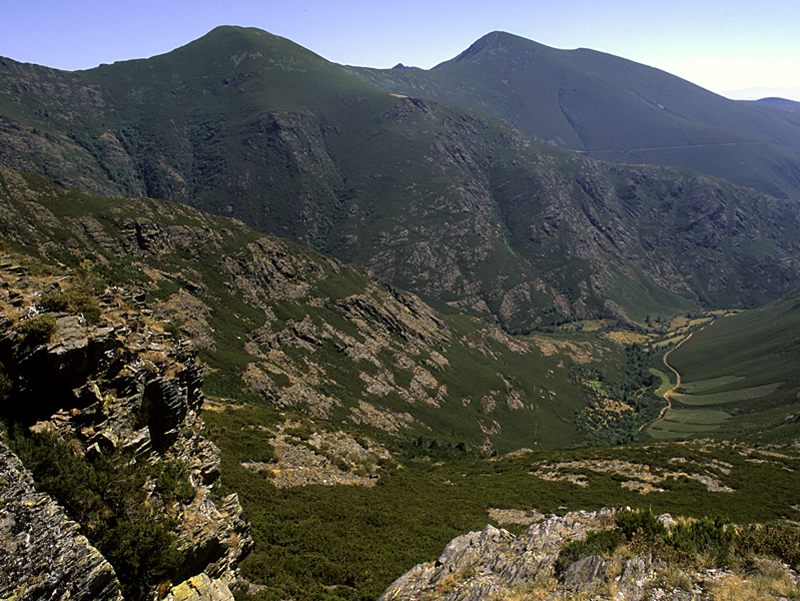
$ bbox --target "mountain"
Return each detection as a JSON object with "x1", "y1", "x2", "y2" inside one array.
[
  {"x1": 346, "y1": 31, "x2": 800, "y2": 200},
  {"x1": 0, "y1": 163, "x2": 618, "y2": 454},
  {"x1": 3, "y1": 27, "x2": 800, "y2": 601},
  {"x1": 742, "y1": 97, "x2": 800, "y2": 112},
  {"x1": 3, "y1": 27, "x2": 800, "y2": 331},
  {"x1": 1, "y1": 168, "x2": 800, "y2": 600}
]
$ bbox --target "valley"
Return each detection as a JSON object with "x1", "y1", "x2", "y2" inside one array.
[{"x1": 1, "y1": 25, "x2": 800, "y2": 601}]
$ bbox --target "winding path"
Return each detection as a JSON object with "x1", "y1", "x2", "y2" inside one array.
[{"x1": 638, "y1": 331, "x2": 694, "y2": 434}]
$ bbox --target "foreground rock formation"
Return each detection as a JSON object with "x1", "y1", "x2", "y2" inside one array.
[
  {"x1": 378, "y1": 508, "x2": 800, "y2": 601},
  {"x1": 0, "y1": 257, "x2": 252, "y2": 600},
  {"x1": 0, "y1": 441, "x2": 124, "y2": 600}
]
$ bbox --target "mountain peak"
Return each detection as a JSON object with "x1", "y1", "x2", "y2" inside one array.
[
  {"x1": 433, "y1": 31, "x2": 553, "y2": 70},
  {"x1": 433, "y1": 31, "x2": 508, "y2": 69}
]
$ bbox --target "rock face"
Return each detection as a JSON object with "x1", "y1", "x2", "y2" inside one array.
[
  {"x1": 5, "y1": 40, "x2": 800, "y2": 331},
  {"x1": 0, "y1": 441, "x2": 124, "y2": 601},
  {"x1": 377, "y1": 509, "x2": 620, "y2": 601},
  {"x1": 376, "y1": 508, "x2": 800, "y2": 601},
  {"x1": 0, "y1": 260, "x2": 252, "y2": 600}
]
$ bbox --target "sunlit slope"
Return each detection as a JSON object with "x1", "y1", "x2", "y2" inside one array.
[
  {"x1": 347, "y1": 31, "x2": 800, "y2": 200},
  {"x1": 4, "y1": 27, "x2": 800, "y2": 329},
  {"x1": 0, "y1": 165, "x2": 617, "y2": 453},
  {"x1": 654, "y1": 291, "x2": 800, "y2": 442}
]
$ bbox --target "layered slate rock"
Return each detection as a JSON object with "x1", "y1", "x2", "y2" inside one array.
[
  {"x1": 377, "y1": 508, "x2": 663, "y2": 601},
  {"x1": 0, "y1": 262, "x2": 252, "y2": 600},
  {"x1": 0, "y1": 441, "x2": 123, "y2": 601}
]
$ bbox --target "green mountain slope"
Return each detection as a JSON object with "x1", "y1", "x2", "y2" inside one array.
[
  {"x1": 1, "y1": 164, "x2": 633, "y2": 453},
  {"x1": 3, "y1": 27, "x2": 800, "y2": 330},
  {"x1": 2, "y1": 174, "x2": 800, "y2": 601},
  {"x1": 347, "y1": 31, "x2": 800, "y2": 200},
  {"x1": 658, "y1": 291, "x2": 800, "y2": 443}
]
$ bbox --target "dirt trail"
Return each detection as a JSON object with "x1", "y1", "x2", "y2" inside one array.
[{"x1": 638, "y1": 331, "x2": 695, "y2": 434}]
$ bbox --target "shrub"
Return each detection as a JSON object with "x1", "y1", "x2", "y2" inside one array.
[
  {"x1": 161, "y1": 321, "x2": 182, "y2": 343},
  {"x1": 155, "y1": 460, "x2": 196, "y2": 505},
  {"x1": 19, "y1": 313, "x2": 58, "y2": 342},
  {"x1": 555, "y1": 528, "x2": 624, "y2": 573},
  {"x1": 615, "y1": 508, "x2": 667, "y2": 542},
  {"x1": 666, "y1": 515, "x2": 734, "y2": 566},
  {"x1": 668, "y1": 516, "x2": 733, "y2": 554},
  {"x1": 0, "y1": 362, "x2": 11, "y2": 403},
  {"x1": 39, "y1": 287, "x2": 101, "y2": 323},
  {"x1": 736, "y1": 524, "x2": 800, "y2": 567}
]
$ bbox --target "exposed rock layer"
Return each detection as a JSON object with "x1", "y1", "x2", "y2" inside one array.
[
  {"x1": 0, "y1": 442, "x2": 124, "y2": 601},
  {"x1": 0, "y1": 260, "x2": 252, "y2": 600}
]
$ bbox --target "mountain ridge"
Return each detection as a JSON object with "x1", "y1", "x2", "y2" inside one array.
[
  {"x1": 348, "y1": 30, "x2": 800, "y2": 200},
  {"x1": 4, "y1": 29, "x2": 800, "y2": 330},
  {"x1": 3, "y1": 26, "x2": 800, "y2": 601}
]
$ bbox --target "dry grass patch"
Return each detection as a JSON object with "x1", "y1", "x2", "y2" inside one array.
[{"x1": 708, "y1": 568, "x2": 800, "y2": 601}]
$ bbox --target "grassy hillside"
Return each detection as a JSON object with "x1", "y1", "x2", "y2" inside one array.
[
  {"x1": 347, "y1": 31, "x2": 800, "y2": 200},
  {"x1": 651, "y1": 292, "x2": 800, "y2": 443}
]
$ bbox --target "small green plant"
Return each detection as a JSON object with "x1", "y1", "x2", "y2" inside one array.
[
  {"x1": 555, "y1": 528, "x2": 624, "y2": 573},
  {"x1": 666, "y1": 515, "x2": 734, "y2": 565},
  {"x1": 19, "y1": 313, "x2": 58, "y2": 342},
  {"x1": 0, "y1": 362, "x2": 12, "y2": 403},
  {"x1": 161, "y1": 321, "x2": 182, "y2": 343},
  {"x1": 615, "y1": 508, "x2": 667, "y2": 542},
  {"x1": 155, "y1": 460, "x2": 196, "y2": 504},
  {"x1": 39, "y1": 287, "x2": 101, "y2": 323},
  {"x1": 735, "y1": 523, "x2": 800, "y2": 566}
]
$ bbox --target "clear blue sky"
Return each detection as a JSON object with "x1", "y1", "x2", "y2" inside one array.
[{"x1": 3, "y1": 0, "x2": 800, "y2": 100}]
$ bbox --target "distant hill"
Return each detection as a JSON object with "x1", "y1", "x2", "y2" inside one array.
[
  {"x1": 347, "y1": 31, "x2": 800, "y2": 200},
  {"x1": 741, "y1": 97, "x2": 800, "y2": 112},
  {"x1": 3, "y1": 26, "x2": 800, "y2": 329}
]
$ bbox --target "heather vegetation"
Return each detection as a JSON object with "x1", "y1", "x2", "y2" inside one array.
[{"x1": 565, "y1": 507, "x2": 799, "y2": 576}]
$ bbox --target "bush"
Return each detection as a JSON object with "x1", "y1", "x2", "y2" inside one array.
[
  {"x1": 736, "y1": 524, "x2": 800, "y2": 567},
  {"x1": 615, "y1": 508, "x2": 667, "y2": 542},
  {"x1": 668, "y1": 516, "x2": 733, "y2": 553},
  {"x1": 161, "y1": 321, "x2": 182, "y2": 343},
  {"x1": 555, "y1": 528, "x2": 624, "y2": 573},
  {"x1": 39, "y1": 287, "x2": 101, "y2": 323},
  {"x1": 667, "y1": 515, "x2": 734, "y2": 566},
  {"x1": 155, "y1": 460, "x2": 196, "y2": 504},
  {"x1": 19, "y1": 313, "x2": 58, "y2": 342}
]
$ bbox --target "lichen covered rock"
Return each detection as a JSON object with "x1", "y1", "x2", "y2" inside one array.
[
  {"x1": 0, "y1": 260, "x2": 251, "y2": 600},
  {"x1": 0, "y1": 441, "x2": 124, "y2": 601}
]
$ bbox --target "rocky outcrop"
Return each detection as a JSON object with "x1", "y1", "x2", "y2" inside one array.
[
  {"x1": 0, "y1": 259, "x2": 251, "y2": 600},
  {"x1": 0, "y1": 441, "x2": 124, "y2": 601},
  {"x1": 164, "y1": 573, "x2": 234, "y2": 601},
  {"x1": 376, "y1": 508, "x2": 800, "y2": 601},
  {"x1": 378, "y1": 509, "x2": 618, "y2": 601}
]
